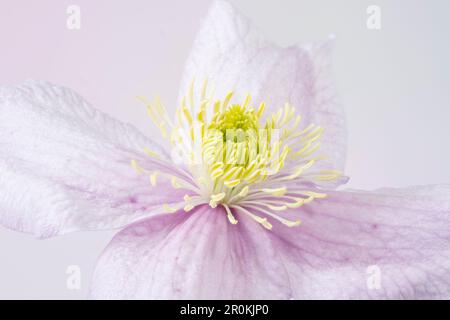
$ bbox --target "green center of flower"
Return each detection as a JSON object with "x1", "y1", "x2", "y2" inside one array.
[{"x1": 208, "y1": 104, "x2": 259, "y2": 136}]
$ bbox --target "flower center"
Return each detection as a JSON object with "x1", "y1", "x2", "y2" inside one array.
[
  {"x1": 134, "y1": 81, "x2": 342, "y2": 229},
  {"x1": 200, "y1": 101, "x2": 288, "y2": 211},
  {"x1": 209, "y1": 104, "x2": 259, "y2": 134}
]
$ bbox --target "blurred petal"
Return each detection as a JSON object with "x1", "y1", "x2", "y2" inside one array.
[
  {"x1": 91, "y1": 185, "x2": 450, "y2": 299},
  {"x1": 0, "y1": 80, "x2": 186, "y2": 238},
  {"x1": 179, "y1": 0, "x2": 346, "y2": 170}
]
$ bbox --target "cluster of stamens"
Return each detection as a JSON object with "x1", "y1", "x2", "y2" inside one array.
[{"x1": 132, "y1": 81, "x2": 341, "y2": 229}]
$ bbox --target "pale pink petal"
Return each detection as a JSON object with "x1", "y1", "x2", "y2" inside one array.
[
  {"x1": 89, "y1": 205, "x2": 294, "y2": 299},
  {"x1": 248, "y1": 184, "x2": 450, "y2": 299},
  {"x1": 179, "y1": 0, "x2": 346, "y2": 170},
  {"x1": 0, "y1": 80, "x2": 187, "y2": 238},
  {"x1": 90, "y1": 185, "x2": 450, "y2": 299}
]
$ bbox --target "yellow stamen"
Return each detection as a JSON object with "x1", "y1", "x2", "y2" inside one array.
[
  {"x1": 171, "y1": 176, "x2": 181, "y2": 188},
  {"x1": 135, "y1": 80, "x2": 343, "y2": 229},
  {"x1": 223, "y1": 205, "x2": 238, "y2": 225},
  {"x1": 150, "y1": 172, "x2": 158, "y2": 186},
  {"x1": 163, "y1": 204, "x2": 177, "y2": 213},
  {"x1": 261, "y1": 187, "x2": 287, "y2": 197}
]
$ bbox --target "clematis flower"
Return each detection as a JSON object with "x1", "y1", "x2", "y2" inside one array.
[{"x1": 1, "y1": 0, "x2": 450, "y2": 300}]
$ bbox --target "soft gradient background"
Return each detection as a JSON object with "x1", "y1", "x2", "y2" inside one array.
[{"x1": 0, "y1": 0, "x2": 449, "y2": 299}]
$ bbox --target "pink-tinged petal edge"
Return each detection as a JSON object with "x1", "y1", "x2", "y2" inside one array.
[
  {"x1": 0, "y1": 80, "x2": 185, "y2": 238},
  {"x1": 179, "y1": 0, "x2": 346, "y2": 171},
  {"x1": 90, "y1": 185, "x2": 450, "y2": 299}
]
